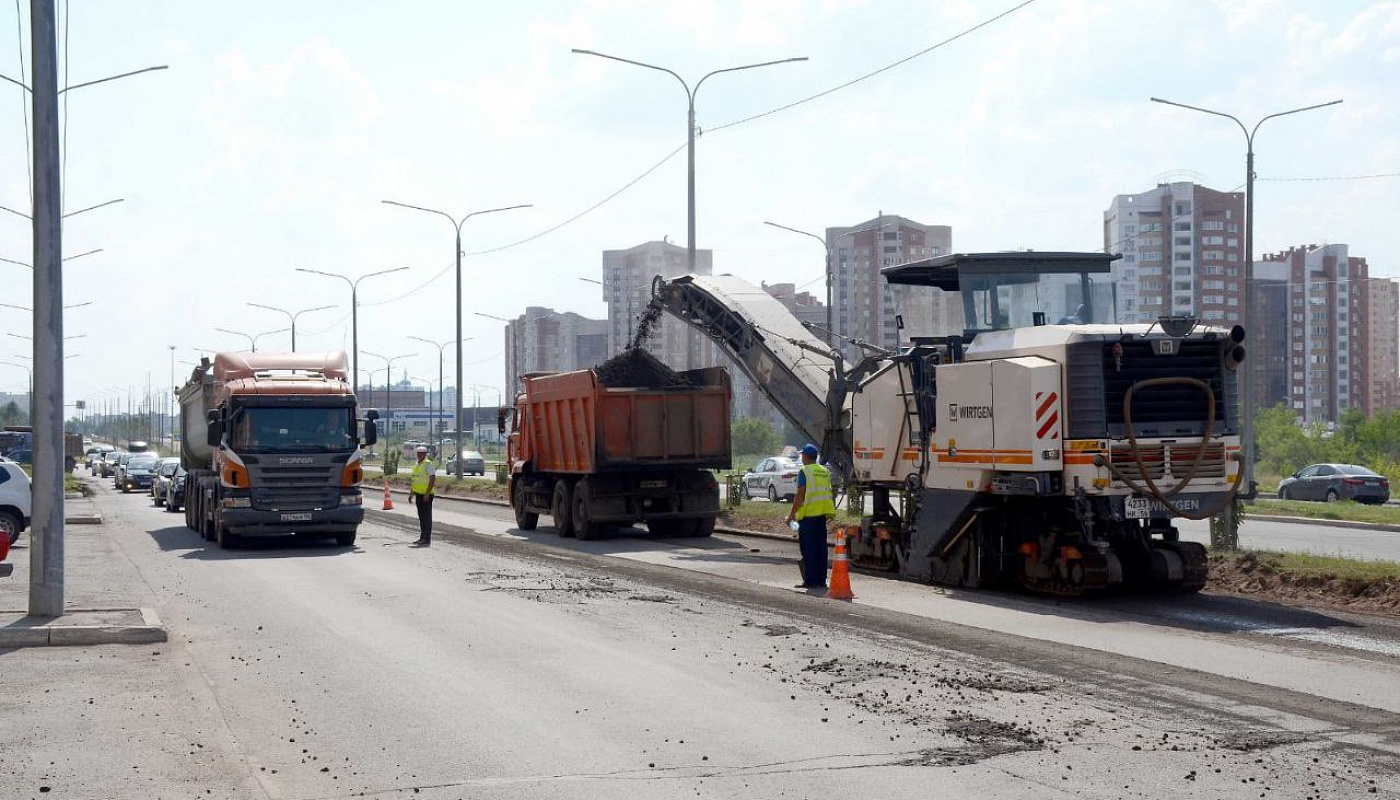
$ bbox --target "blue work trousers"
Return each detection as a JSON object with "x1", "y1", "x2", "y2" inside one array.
[{"x1": 797, "y1": 515, "x2": 829, "y2": 587}]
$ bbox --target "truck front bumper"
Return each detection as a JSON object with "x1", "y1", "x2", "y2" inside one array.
[{"x1": 221, "y1": 505, "x2": 364, "y2": 536}]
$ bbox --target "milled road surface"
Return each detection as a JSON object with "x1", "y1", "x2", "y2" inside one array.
[{"x1": 1, "y1": 480, "x2": 1397, "y2": 799}]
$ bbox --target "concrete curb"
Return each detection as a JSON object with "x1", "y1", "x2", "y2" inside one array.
[
  {"x1": 0, "y1": 607, "x2": 167, "y2": 648},
  {"x1": 1248, "y1": 513, "x2": 1400, "y2": 534},
  {"x1": 64, "y1": 513, "x2": 103, "y2": 525}
]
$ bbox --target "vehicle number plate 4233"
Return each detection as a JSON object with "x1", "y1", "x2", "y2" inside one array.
[
  {"x1": 1124, "y1": 497, "x2": 1152, "y2": 519},
  {"x1": 280, "y1": 512, "x2": 313, "y2": 522}
]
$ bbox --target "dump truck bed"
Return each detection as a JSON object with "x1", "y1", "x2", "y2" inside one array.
[{"x1": 520, "y1": 366, "x2": 731, "y2": 474}]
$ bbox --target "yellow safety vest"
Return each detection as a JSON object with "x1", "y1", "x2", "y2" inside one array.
[
  {"x1": 410, "y1": 459, "x2": 435, "y2": 496},
  {"x1": 797, "y1": 463, "x2": 836, "y2": 520}
]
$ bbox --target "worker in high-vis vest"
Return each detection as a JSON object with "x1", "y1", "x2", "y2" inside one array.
[
  {"x1": 409, "y1": 445, "x2": 436, "y2": 546},
  {"x1": 785, "y1": 443, "x2": 836, "y2": 589}
]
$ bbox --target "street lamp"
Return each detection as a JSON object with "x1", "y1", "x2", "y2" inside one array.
[
  {"x1": 382, "y1": 199, "x2": 531, "y2": 479},
  {"x1": 215, "y1": 326, "x2": 289, "y2": 353},
  {"x1": 1150, "y1": 95, "x2": 1343, "y2": 534},
  {"x1": 0, "y1": 300, "x2": 92, "y2": 312},
  {"x1": 763, "y1": 220, "x2": 834, "y2": 344},
  {"x1": 409, "y1": 335, "x2": 466, "y2": 468},
  {"x1": 360, "y1": 350, "x2": 414, "y2": 440},
  {"x1": 295, "y1": 266, "x2": 408, "y2": 394},
  {"x1": 571, "y1": 48, "x2": 807, "y2": 273},
  {"x1": 246, "y1": 303, "x2": 336, "y2": 352}
]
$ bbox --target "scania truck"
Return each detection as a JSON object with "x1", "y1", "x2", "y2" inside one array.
[{"x1": 178, "y1": 351, "x2": 378, "y2": 548}]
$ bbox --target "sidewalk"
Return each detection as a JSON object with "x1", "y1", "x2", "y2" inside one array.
[{"x1": 0, "y1": 496, "x2": 165, "y2": 646}]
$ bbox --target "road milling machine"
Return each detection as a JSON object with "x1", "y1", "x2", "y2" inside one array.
[{"x1": 651, "y1": 251, "x2": 1248, "y2": 595}]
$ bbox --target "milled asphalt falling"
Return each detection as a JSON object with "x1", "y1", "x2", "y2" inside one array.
[{"x1": 0, "y1": 477, "x2": 1395, "y2": 799}]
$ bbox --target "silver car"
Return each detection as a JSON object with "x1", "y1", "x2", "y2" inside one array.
[
  {"x1": 447, "y1": 451, "x2": 486, "y2": 476},
  {"x1": 741, "y1": 457, "x2": 801, "y2": 502}
]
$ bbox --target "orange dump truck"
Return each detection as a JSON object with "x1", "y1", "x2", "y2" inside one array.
[{"x1": 506, "y1": 363, "x2": 731, "y2": 540}]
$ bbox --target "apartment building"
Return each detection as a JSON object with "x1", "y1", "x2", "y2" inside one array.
[
  {"x1": 1258, "y1": 244, "x2": 1369, "y2": 424},
  {"x1": 1103, "y1": 182, "x2": 1246, "y2": 325},
  {"x1": 1363, "y1": 277, "x2": 1400, "y2": 414},
  {"x1": 826, "y1": 214, "x2": 955, "y2": 361},
  {"x1": 501, "y1": 306, "x2": 610, "y2": 394}
]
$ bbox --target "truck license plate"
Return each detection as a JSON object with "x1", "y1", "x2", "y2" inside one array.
[
  {"x1": 1124, "y1": 497, "x2": 1152, "y2": 519},
  {"x1": 280, "y1": 513, "x2": 313, "y2": 522}
]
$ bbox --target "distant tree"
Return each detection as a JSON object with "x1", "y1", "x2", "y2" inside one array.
[
  {"x1": 732, "y1": 417, "x2": 781, "y2": 457},
  {"x1": 0, "y1": 400, "x2": 25, "y2": 427}
]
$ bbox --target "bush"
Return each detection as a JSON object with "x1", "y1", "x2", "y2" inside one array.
[{"x1": 732, "y1": 417, "x2": 781, "y2": 458}]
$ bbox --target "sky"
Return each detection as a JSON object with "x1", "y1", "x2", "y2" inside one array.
[{"x1": 0, "y1": 0, "x2": 1396, "y2": 410}]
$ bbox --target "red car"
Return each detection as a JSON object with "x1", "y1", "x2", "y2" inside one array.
[{"x1": 0, "y1": 527, "x2": 11, "y2": 578}]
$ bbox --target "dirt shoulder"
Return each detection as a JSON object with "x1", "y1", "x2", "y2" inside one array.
[{"x1": 1208, "y1": 550, "x2": 1400, "y2": 617}]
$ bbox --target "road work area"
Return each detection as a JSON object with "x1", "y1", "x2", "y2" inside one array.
[{"x1": 1, "y1": 483, "x2": 1397, "y2": 799}]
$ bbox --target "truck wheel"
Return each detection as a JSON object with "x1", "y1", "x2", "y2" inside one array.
[
  {"x1": 335, "y1": 531, "x2": 357, "y2": 547},
  {"x1": 215, "y1": 513, "x2": 240, "y2": 549},
  {"x1": 512, "y1": 485, "x2": 539, "y2": 531},
  {"x1": 690, "y1": 517, "x2": 716, "y2": 538},
  {"x1": 552, "y1": 481, "x2": 575, "y2": 538},
  {"x1": 646, "y1": 519, "x2": 684, "y2": 537},
  {"x1": 572, "y1": 479, "x2": 603, "y2": 541}
]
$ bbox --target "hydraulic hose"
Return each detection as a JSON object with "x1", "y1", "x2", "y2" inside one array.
[{"x1": 1099, "y1": 376, "x2": 1242, "y2": 521}]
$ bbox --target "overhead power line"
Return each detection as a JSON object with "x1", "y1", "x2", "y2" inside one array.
[
  {"x1": 1257, "y1": 172, "x2": 1400, "y2": 183},
  {"x1": 367, "y1": 0, "x2": 1045, "y2": 311}
]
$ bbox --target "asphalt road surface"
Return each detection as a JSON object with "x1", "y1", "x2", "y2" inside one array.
[{"x1": 2, "y1": 483, "x2": 1397, "y2": 799}]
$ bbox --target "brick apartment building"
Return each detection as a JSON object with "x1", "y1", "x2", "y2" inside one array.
[
  {"x1": 1103, "y1": 182, "x2": 1246, "y2": 325},
  {"x1": 826, "y1": 214, "x2": 955, "y2": 362}
]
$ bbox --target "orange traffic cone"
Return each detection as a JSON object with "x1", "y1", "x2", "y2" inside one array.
[
  {"x1": 382, "y1": 478, "x2": 394, "y2": 511},
  {"x1": 828, "y1": 526, "x2": 855, "y2": 601}
]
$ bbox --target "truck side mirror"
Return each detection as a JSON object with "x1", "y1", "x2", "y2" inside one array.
[
  {"x1": 497, "y1": 407, "x2": 509, "y2": 435},
  {"x1": 206, "y1": 410, "x2": 222, "y2": 449},
  {"x1": 362, "y1": 419, "x2": 378, "y2": 447}
]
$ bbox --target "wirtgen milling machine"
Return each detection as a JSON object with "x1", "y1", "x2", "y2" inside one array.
[{"x1": 652, "y1": 251, "x2": 1248, "y2": 595}]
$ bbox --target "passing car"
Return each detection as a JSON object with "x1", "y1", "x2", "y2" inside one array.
[
  {"x1": 118, "y1": 453, "x2": 160, "y2": 493},
  {"x1": 741, "y1": 456, "x2": 801, "y2": 502},
  {"x1": 99, "y1": 450, "x2": 126, "y2": 478},
  {"x1": 110, "y1": 452, "x2": 134, "y2": 485},
  {"x1": 0, "y1": 457, "x2": 32, "y2": 546},
  {"x1": 150, "y1": 457, "x2": 182, "y2": 506},
  {"x1": 446, "y1": 451, "x2": 486, "y2": 476},
  {"x1": 162, "y1": 464, "x2": 187, "y2": 512},
  {"x1": 1278, "y1": 463, "x2": 1391, "y2": 504},
  {"x1": 85, "y1": 445, "x2": 113, "y2": 471}
]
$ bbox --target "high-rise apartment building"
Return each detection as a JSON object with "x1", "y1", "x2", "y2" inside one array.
[
  {"x1": 1363, "y1": 277, "x2": 1400, "y2": 414},
  {"x1": 1258, "y1": 244, "x2": 1369, "y2": 424},
  {"x1": 1252, "y1": 261, "x2": 1292, "y2": 411},
  {"x1": 501, "y1": 307, "x2": 609, "y2": 394},
  {"x1": 600, "y1": 239, "x2": 715, "y2": 367},
  {"x1": 826, "y1": 215, "x2": 954, "y2": 361},
  {"x1": 1103, "y1": 182, "x2": 1246, "y2": 325}
]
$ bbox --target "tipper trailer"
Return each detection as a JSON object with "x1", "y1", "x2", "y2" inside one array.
[
  {"x1": 178, "y1": 351, "x2": 378, "y2": 548},
  {"x1": 651, "y1": 252, "x2": 1248, "y2": 595},
  {"x1": 506, "y1": 361, "x2": 731, "y2": 540}
]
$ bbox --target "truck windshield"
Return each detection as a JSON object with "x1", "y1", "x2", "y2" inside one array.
[
  {"x1": 960, "y1": 269, "x2": 1116, "y2": 333},
  {"x1": 228, "y1": 406, "x2": 354, "y2": 453}
]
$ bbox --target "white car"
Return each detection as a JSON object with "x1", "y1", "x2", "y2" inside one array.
[
  {"x1": 0, "y1": 458, "x2": 32, "y2": 546},
  {"x1": 741, "y1": 456, "x2": 801, "y2": 502}
]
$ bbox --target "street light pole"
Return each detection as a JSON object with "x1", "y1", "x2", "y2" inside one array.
[
  {"x1": 246, "y1": 303, "x2": 336, "y2": 352},
  {"x1": 28, "y1": 0, "x2": 63, "y2": 617},
  {"x1": 409, "y1": 336, "x2": 465, "y2": 462},
  {"x1": 1150, "y1": 96, "x2": 1343, "y2": 523},
  {"x1": 215, "y1": 326, "x2": 290, "y2": 354},
  {"x1": 296, "y1": 267, "x2": 408, "y2": 392},
  {"x1": 382, "y1": 200, "x2": 531, "y2": 478},
  {"x1": 571, "y1": 49, "x2": 807, "y2": 274},
  {"x1": 361, "y1": 351, "x2": 414, "y2": 442},
  {"x1": 763, "y1": 220, "x2": 835, "y2": 344}
]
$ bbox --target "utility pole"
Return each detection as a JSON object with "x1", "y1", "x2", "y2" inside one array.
[{"x1": 29, "y1": 0, "x2": 63, "y2": 616}]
